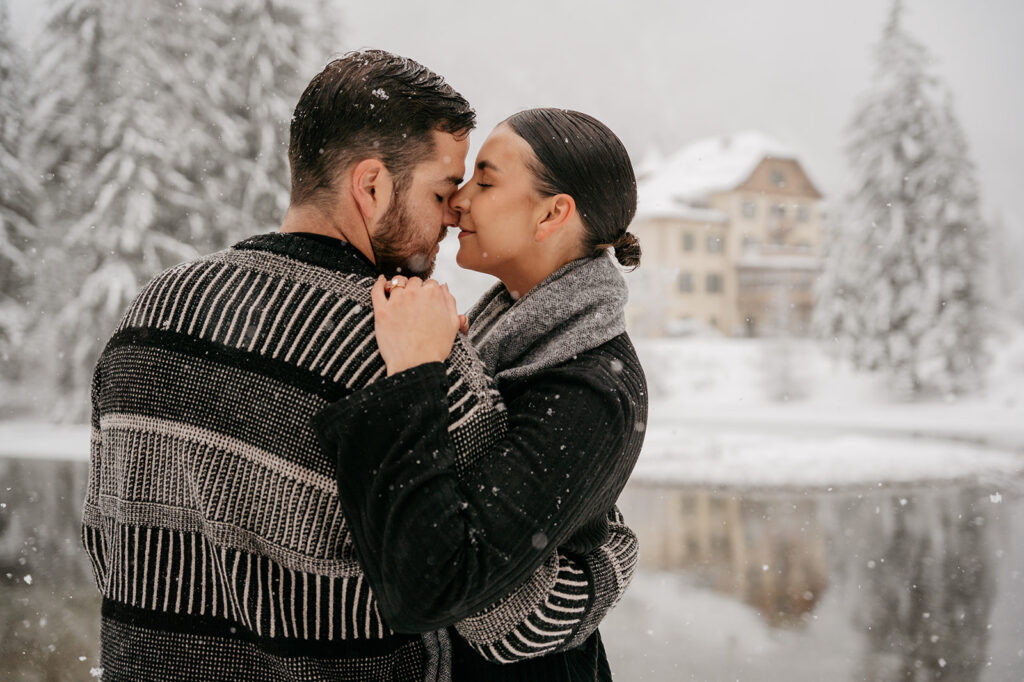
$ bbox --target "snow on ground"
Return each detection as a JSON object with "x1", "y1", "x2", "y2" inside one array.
[
  {"x1": 0, "y1": 422, "x2": 89, "y2": 460},
  {"x1": 2, "y1": 328, "x2": 1023, "y2": 487},
  {"x1": 634, "y1": 429, "x2": 1024, "y2": 489},
  {"x1": 633, "y1": 325, "x2": 1024, "y2": 487}
]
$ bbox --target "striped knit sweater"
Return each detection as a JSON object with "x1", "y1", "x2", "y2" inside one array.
[{"x1": 82, "y1": 233, "x2": 636, "y2": 681}]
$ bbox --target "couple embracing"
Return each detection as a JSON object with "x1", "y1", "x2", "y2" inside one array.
[{"x1": 83, "y1": 49, "x2": 647, "y2": 682}]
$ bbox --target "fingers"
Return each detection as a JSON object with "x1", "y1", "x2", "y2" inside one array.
[
  {"x1": 441, "y1": 283, "x2": 458, "y2": 317},
  {"x1": 458, "y1": 314, "x2": 469, "y2": 335},
  {"x1": 439, "y1": 284, "x2": 460, "y2": 334},
  {"x1": 371, "y1": 276, "x2": 388, "y2": 311}
]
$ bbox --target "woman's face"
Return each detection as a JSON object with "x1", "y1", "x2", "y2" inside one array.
[{"x1": 450, "y1": 124, "x2": 546, "y2": 281}]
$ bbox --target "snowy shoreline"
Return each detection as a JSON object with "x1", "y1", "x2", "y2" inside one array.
[
  {"x1": 632, "y1": 427, "x2": 1024, "y2": 490},
  {"x1": 3, "y1": 415, "x2": 1023, "y2": 491},
  {"x1": 4, "y1": 325, "x2": 1022, "y2": 489}
]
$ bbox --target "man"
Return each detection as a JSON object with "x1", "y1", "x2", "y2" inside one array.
[{"x1": 82, "y1": 50, "x2": 635, "y2": 681}]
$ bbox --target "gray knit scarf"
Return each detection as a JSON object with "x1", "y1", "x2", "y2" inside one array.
[
  {"x1": 466, "y1": 251, "x2": 628, "y2": 382},
  {"x1": 421, "y1": 251, "x2": 627, "y2": 681}
]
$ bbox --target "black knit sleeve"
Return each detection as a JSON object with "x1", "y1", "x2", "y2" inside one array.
[{"x1": 312, "y1": 355, "x2": 643, "y2": 633}]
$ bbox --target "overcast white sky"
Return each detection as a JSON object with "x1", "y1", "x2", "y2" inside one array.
[{"x1": 10, "y1": 0, "x2": 1024, "y2": 238}]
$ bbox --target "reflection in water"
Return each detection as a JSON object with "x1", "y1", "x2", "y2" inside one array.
[
  {"x1": 633, "y1": 490, "x2": 828, "y2": 628},
  {"x1": 0, "y1": 458, "x2": 100, "y2": 682},
  {"x1": 846, "y1": 490, "x2": 997, "y2": 682},
  {"x1": 616, "y1": 480, "x2": 1018, "y2": 681},
  {"x1": 1, "y1": 456, "x2": 1021, "y2": 681}
]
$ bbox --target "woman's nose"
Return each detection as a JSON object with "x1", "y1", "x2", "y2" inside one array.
[{"x1": 449, "y1": 185, "x2": 469, "y2": 214}]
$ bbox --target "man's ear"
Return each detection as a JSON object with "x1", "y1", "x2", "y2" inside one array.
[
  {"x1": 351, "y1": 158, "x2": 393, "y2": 222},
  {"x1": 535, "y1": 194, "x2": 576, "y2": 243}
]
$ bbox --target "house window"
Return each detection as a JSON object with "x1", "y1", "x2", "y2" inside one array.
[
  {"x1": 707, "y1": 235, "x2": 724, "y2": 253},
  {"x1": 770, "y1": 169, "x2": 786, "y2": 187},
  {"x1": 706, "y1": 273, "x2": 723, "y2": 294},
  {"x1": 796, "y1": 204, "x2": 810, "y2": 222},
  {"x1": 742, "y1": 200, "x2": 756, "y2": 218},
  {"x1": 770, "y1": 204, "x2": 786, "y2": 219},
  {"x1": 682, "y1": 232, "x2": 695, "y2": 252},
  {"x1": 677, "y1": 272, "x2": 694, "y2": 293}
]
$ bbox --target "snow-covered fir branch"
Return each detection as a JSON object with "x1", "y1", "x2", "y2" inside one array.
[{"x1": 0, "y1": 0, "x2": 37, "y2": 373}]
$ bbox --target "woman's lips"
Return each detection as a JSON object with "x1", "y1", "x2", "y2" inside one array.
[{"x1": 457, "y1": 229, "x2": 475, "y2": 240}]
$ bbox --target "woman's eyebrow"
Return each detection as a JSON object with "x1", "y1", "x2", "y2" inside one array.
[{"x1": 477, "y1": 160, "x2": 500, "y2": 173}]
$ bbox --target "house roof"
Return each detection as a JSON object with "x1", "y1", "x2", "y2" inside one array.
[{"x1": 636, "y1": 131, "x2": 798, "y2": 220}]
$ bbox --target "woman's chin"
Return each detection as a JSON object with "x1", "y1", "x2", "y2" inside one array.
[{"x1": 455, "y1": 245, "x2": 482, "y2": 273}]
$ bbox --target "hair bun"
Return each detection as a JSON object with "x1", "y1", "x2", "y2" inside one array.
[{"x1": 612, "y1": 231, "x2": 641, "y2": 269}]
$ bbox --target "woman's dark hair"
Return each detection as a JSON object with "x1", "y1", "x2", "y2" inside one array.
[
  {"x1": 504, "y1": 108, "x2": 641, "y2": 269},
  {"x1": 289, "y1": 50, "x2": 476, "y2": 206}
]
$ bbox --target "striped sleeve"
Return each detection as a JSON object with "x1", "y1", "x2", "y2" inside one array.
[
  {"x1": 453, "y1": 506, "x2": 638, "y2": 663},
  {"x1": 81, "y1": 363, "x2": 109, "y2": 593}
]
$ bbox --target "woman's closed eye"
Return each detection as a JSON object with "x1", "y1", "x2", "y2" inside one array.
[{"x1": 476, "y1": 183, "x2": 492, "y2": 189}]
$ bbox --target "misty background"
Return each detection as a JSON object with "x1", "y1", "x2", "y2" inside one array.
[{"x1": 11, "y1": 0, "x2": 1024, "y2": 243}]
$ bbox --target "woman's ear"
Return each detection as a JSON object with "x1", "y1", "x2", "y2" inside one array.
[
  {"x1": 535, "y1": 194, "x2": 577, "y2": 243},
  {"x1": 351, "y1": 158, "x2": 393, "y2": 223}
]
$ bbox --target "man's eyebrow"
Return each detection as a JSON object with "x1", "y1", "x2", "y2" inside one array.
[
  {"x1": 444, "y1": 175, "x2": 463, "y2": 186},
  {"x1": 477, "y1": 160, "x2": 500, "y2": 173}
]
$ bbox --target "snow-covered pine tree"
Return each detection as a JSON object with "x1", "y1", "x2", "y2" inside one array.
[
  {"x1": 915, "y1": 92, "x2": 990, "y2": 393},
  {"x1": 196, "y1": 0, "x2": 340, "y2": 247},
  {"x1": 814, "y1": 205, "x2": 876, "y2": 371},
  {"x1": 29, "y1": 1, "x2": 220, "y2": 418},
  {"x1": 0, "y1": 0, "x2": 36, "y2": 375},
  {"x1": 819, "y1": 0, "x2": 990, "y2": 395}
]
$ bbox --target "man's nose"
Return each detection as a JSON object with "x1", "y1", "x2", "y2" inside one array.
[{"x1": 449, "y1": 186, "x2": 469, "y2": 214}]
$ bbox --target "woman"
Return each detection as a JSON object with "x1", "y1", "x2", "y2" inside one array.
[{"x1": 316, "y1": 109, "x2": 646, "y2": 680}]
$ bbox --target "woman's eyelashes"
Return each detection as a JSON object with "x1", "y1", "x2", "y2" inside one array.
[{"x1": 476, "y1": 183, "x2": 492, "y2": 189}]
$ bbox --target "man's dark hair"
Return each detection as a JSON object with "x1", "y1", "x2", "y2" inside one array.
[
  {"x1": 288, "y1": 50, "x2": 476, "y2": 206},
  {"x1": 504, "y1": 108, "x2": 641, "y2": 268}
]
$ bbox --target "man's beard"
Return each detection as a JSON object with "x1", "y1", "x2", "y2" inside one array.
[{"x1": 372, "y1": 194, "x2": 440, "y2": 280}]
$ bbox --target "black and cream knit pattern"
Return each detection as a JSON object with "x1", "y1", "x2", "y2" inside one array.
[
  {"x1": 82, "y1": 233, "x2": 636, "y2": 681},
  {"x1": 452, "y1": 507, "x2": 637, "y2": 663}
]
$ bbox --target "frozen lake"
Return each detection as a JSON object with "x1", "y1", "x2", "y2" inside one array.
[{"x1": 1, "y1": 454, "x2": 1022, "y2": 681}]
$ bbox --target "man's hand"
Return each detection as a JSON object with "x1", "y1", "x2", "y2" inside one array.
[{"x1": 371, "y1": 275, "x2": 461, "y2": 376}]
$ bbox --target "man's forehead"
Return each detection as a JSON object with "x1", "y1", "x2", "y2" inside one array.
[{"x1": 424, "y1": 131, "x2": 469, "y2": 180}]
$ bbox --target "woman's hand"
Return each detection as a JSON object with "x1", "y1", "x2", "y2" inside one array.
[{"x1": 371, "y1": 275, "x2": 461, "y2": 376}]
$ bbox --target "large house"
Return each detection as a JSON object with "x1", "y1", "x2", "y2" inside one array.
[{"x1": 629, "y1": 132, "x2": 824, "y2": 337}]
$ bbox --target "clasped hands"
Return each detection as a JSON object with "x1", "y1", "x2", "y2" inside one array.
[{"x1": 371, "y1": 275, "x2": 470, "y2": 377}]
